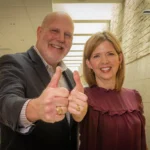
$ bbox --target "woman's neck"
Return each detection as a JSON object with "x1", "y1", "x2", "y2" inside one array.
[{"x1": 96, "y1": 78, "x2": 116, "y2": 90}]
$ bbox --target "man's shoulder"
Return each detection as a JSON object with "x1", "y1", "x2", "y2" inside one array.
[
  {"x1": 0, "y1": 52, "x2": 25, "y2": 64},
  {"x1": 0, "y1": 47, "x2": 35, "y2": 64}
]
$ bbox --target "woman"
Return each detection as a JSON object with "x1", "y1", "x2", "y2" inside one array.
[{"x1": 79, "y1": 31, "x2": 147, "y2": 150}]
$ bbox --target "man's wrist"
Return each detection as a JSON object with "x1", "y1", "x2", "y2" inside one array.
[
  {"x1": 19, "y1": 100, "x2": 33, "y2": 127},
  {"x1": 26, "y1": 98, "x2": 39, "y2": 123}
]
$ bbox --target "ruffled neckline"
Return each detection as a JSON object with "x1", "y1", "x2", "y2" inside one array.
[
  {"x1": 85, "y1": 86, "x2": 142, "y2": 116},
  {"x1": 90, "y1": 85, "x2": 116, "y2": 93}
]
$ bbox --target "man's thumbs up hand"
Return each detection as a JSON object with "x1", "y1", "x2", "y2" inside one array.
[
  {"x1": 48, "y1": 66, "x2": 62, "y2": 88},
  {"x1": 26, "y1": 66, "x2": 69, "y2": 124},
  {"x1": 68, "y1": 71, "x2": 88, "y2": 122},
  {"x1": 73, "y1": 71, "x2": 84, "y2": 93}
]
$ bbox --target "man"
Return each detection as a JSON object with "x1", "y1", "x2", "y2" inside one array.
[{"x1": 0, "y1": 11, "x2": 87, "y2": 150}]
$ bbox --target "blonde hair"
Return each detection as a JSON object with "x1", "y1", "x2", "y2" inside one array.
[{"x1": 83, "y1": 31, "x2": 125, "y2": 91}]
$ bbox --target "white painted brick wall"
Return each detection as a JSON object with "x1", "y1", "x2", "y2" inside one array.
[{"x1": 111, "y1": 0, "x2": 150, "y2": 149}]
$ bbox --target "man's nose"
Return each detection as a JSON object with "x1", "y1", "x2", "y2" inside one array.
[{"x1": 58, "y1": 32, "x2": 65, "y2": 43}]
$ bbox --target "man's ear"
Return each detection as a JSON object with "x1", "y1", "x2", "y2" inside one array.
[
  {"x1": 86, "y1": 59, "x2": 92, "y2": 69},
  {"x1": 37, "y1": 26, "x2": 42, "y2": 39}
]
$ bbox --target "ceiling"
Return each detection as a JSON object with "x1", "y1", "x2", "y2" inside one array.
[{"x1": 0, "y1": 0, "x2": 123, "y2": 71}]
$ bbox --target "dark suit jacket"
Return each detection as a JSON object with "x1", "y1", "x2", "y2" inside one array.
[{"x1": 0, "y1": 47, "x2": 78, "y2": 150}]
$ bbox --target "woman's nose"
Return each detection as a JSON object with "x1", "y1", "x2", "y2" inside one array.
[{"x1": 101, "y1": 55, "x2": 109, "y2": 64}]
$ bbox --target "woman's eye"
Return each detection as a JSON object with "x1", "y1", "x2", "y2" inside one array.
[
  {"x1": 108, "y1": 53, "x2": 115, "y2": 56},
  {"x1": 93, "y1": 55, "x2": 100, "y2": 58}
]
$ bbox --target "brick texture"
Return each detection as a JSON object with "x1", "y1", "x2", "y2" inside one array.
[{"x1": 111, "y1": 0, "x2": 150, "y2": 149}]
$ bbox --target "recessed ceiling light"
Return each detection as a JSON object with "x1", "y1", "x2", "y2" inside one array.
[{"x1": 143, "y1": 9, "x2": 150, "y2": 14}]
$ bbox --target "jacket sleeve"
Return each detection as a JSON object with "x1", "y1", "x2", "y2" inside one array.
[{"x1": 0, "y1": 55, "x2": 28, "y2": 131}]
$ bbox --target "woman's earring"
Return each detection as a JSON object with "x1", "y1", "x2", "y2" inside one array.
[
  {"x1": 90, "y1": 69, "x2": 94, "y2": 74},
  {"x1": 119, "y1": 64, "x2": 121, "y2": 69}
]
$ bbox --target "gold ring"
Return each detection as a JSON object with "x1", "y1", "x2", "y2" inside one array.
[
  {"x1": 76, "y1": 104, "x2": 80, "y2": 111},
  {"x1": 56, "y1": 107, "x2": 63, "y2": 115}
]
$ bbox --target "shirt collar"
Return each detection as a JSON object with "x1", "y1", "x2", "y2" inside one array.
[{"x1": 33, "y1": 46, "x2": 67, "y2": 72}]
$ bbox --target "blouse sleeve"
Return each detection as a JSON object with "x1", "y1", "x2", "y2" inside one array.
[
  {"x1": 134, "y1": 90, "x2": 144, "y2": 114},
  {"x1": 134, "y1": 90, "x2": 147, "y2": 150}
]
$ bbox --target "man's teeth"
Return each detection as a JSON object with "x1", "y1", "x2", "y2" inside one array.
[{"x1": 51, "y1": 44, "x2": 61, "y2": 49}]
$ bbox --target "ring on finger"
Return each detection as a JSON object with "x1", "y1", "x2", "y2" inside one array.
[
  {"x1": 76, "y1": 104, "x2": 80, "y2": 111},
  {"x1": 56, "y1": 106, "x2": 63, "y2": 115}
]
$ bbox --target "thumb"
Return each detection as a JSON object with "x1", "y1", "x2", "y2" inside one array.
[
  {"x1": 48, "y1": 66, "x2": 62, "y2": 88},
  {"x1": 73, "y1": 71, "x2": 84, "y2": 93}
]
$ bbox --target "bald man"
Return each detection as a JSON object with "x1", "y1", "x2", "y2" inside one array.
[{"x1": 0, "y1": 11, "x2": 87, "y2": 150}]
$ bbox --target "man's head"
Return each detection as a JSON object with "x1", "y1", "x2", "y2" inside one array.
[{"x1": 36, "y1": 11, "x2": 74, "y2": 68}]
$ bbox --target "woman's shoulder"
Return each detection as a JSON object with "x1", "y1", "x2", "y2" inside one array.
[
  {"x1": 121, "y1": 88, "x2": 143, "y2": 111},
  {"x1": 84, "y1": 85, "x2": 102, "y2": 96},
  {"x1": 84, "y1": 85, "x2": 96, "y2": 92},
  {"x1": 121, "y1": 88, "x2": 141, "y2": 99}
]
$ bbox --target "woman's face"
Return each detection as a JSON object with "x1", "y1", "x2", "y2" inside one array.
[{"x1": 86, "y1": 40, "x2": 122, "y2": 84}]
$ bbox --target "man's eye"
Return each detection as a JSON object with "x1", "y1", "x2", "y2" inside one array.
[
  {"x1": 51, "y1": 29, "x2": 59, "y2": 33},
  {"x1": 65, "y1": 33, "x2": 72, "y2": 38}
]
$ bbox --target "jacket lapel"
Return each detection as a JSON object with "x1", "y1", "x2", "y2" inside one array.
[
  {"x1": 28, "y1": 48, "x2": 76, "y2": 128},
  {"x1": 63, "y1": 69, "x2": 75, "y2": 90},
  {"x1": 27, "y1": 47, "x2": 50, "y2": 87}
]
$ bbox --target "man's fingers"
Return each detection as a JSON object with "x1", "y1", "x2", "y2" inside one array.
[
  {"x1": 48, "y1": 66, "x2": 62, "y2": 88},
  {"x1": 73, "y1": 71, "x2": 84, "y2": 93}
]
